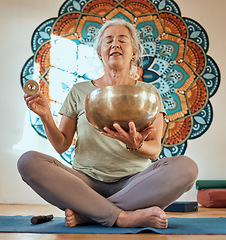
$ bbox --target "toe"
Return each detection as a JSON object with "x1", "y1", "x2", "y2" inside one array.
[
  {"x1": 158, "y1": 218, "x2": 168, "y2": 229},
  {"x1": 65, "y1": 208, "x2": 73, "y2": 217}
]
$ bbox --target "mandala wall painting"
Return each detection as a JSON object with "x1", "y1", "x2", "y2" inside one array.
[{"x1": 21, "y1": 0, "x2": 220, "y2": 164}]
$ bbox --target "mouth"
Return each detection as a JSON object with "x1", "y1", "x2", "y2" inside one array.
[{"x1": 110, "y1": 52, "x2": 122, "y2": 57}]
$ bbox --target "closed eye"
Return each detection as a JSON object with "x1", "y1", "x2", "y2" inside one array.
[{"x1": 103, "y1": 35, "x2": 129, "y2": 44}]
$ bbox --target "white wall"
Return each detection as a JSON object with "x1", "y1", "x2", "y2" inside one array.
[{"x1": 0, "y1": 0, "x2": 225, "y2": 204}]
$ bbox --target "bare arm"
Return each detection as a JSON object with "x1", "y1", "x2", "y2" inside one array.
[
  {"x1": 24, "y1": 92, "x2": 77, "y2": 154},
  {"x1": 101, "y1": 113, "x2": 164, "y2": 161},
  {"x1": 42, "y1": 114, "x2": 77, "y2": 154}
]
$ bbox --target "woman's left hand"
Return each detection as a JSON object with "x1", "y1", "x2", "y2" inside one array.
[{"x1": 101, "y1": 121, "x2": 155, "y2": 150}]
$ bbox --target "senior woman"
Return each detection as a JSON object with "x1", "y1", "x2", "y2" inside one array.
[{"x1": 18, "y1": 18, "x2": 198, "y2": 229}]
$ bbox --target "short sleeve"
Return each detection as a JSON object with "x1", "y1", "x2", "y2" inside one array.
[
  {"x1": 159, "y1": 93, "x2": 166, "y2": 116},
  {"x1": 59, "y1": 85, "x2": 78, "y2": 119}
]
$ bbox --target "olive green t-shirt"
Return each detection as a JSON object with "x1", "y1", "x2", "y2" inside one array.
[{"x1": 59, "y1": 81, "x2": 166, "y2": 182}]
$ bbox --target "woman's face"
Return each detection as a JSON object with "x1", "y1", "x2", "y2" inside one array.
[{"x1": 99, "y1": 25, "x2": 135, "y2": 71}]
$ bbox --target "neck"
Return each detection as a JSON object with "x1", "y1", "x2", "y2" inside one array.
[{"x1": 95, "y1": 67, "x2": 135, "y2": 87}]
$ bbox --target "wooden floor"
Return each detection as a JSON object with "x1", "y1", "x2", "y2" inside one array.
[{"x1": 0, "y1": 204, "x2": 226, "y2": 240}]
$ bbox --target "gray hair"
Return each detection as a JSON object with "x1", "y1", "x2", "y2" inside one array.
[{"x1": 93, "y1": 18, "x2": 143, "y2": 78}]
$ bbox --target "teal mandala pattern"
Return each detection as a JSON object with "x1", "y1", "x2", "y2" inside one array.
[{"x1": 21, "y1": 0, "x2": 220, "y2": 164}]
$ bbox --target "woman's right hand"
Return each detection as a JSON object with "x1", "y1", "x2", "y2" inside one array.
[
  {"x1": 24, "y1": 92, "x2": 77, "y2": 154},
  {"x1": 24, "y1": 92, "x2": 51, "y2": 120}
]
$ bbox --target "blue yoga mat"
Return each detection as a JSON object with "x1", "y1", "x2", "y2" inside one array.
[{"x1": 0, "y1": 216, "x2": 226, "y2": 234}]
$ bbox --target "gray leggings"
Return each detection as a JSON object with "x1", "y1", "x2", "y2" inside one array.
[{"x1": 17, "y1": 151, "x2": 198, "y2": 227}]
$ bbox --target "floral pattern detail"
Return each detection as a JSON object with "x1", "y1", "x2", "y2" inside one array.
[{"x1": 21, "y1": 0, "x2": 220, "y2": 164}]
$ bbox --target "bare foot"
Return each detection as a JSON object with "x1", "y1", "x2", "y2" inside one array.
[
  {"x1": 65, "y1": 209, "x2": 93, "y2": 227},
  {"x1": 116, "y1": 206, "x2": 168, "y2": 229}
]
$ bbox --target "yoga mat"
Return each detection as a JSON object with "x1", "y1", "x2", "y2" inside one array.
[
  {"x1": 196, "y1": 180, "x2": 226, "y2": 190},
  {"x1": 0, "y1": 216, "x2": 226, "y2": 234}
]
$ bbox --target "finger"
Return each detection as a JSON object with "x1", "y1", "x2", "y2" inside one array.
[
  {"x1": 142, "y1": 126, "x2": 156, "y2": 136},
  {"x1": 128, "y1": 121, "x2": 137, "y2": 136},
  {"x1": 143, "y1": 124, "x2": 156, "y2": 131},
  {"x1": 113, "y1": 123, "x2": 127, "y2": 134},
  {"x1": 101, "y1": 131, "x2": 114, "y2": 139},
  {"x1": 101, "y1": 127, "x2": 116, "y2": 137},
  {"x1": 102, "y1": 126, "x2": 114, "y2": 134},
  {"x1": 27, "y1": 98, "x2": 37, "y2": 110},
  {"x1": 26, "y1": 98, "x2": 37, "y2": 109},
  {"x1": 24, "y1": 92, "x2": 40, "y2": 103},
  {"x1": 24, "y1": 94, "x2": 34, "y2": 104},
  {"x1": 102, "y1": 126, "x2": 127, "y2": 142},
  {"x1": 101, "y1": 128, "x2": 119, "y2": 140},
  {"x1": 24, "y1": 92, "x2": 41, "y2": 99}
]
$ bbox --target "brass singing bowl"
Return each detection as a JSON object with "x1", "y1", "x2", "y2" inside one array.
[{"x1": 85, "y1": 85, "x2": 161, "y2": 132}]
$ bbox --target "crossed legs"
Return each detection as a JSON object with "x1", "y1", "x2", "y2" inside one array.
[{"x1": 18, "y1": 151, "x2": 198, "y2": 228}]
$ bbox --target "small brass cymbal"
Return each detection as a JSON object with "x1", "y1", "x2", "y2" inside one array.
[
  {"x1": 23, "y1": 80, "x2": 40, "y2": 96},
  {"x1": 85, "y1": 85, "x2": 161, "y2": 132}
]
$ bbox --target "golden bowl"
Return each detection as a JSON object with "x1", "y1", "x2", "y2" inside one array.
[{"x1": 85, "y1": 85, "x2": 161, "y2": 132}]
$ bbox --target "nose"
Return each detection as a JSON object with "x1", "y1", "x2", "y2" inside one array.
[{"x1": 111, "y1": 38, "x2": 120, "y2": 49}]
